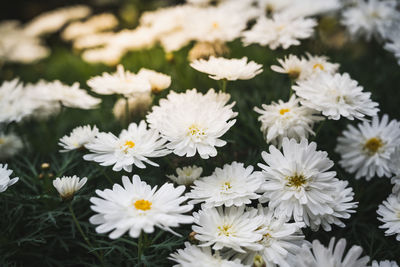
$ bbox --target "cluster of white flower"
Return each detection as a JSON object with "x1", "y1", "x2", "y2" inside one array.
[{"x1": 0, "y1": 79, "x2": 100, "y2": 124}]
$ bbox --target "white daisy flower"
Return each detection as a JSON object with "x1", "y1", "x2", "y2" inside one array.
[
  {"x1": 307, "y1": 180, "x2": 358, "y2": 231},
  {"x1": 83, "y1": 121, "x2": 169, "y2": 172},
  {"x1": 89, "y1": 175, "x2": 194, "y2": 239},
  {"x1": 335, "y1": 115, "x2": 400, "y2": 180},
  {"x1": 190, "y1": 56, "x2": 263, "y2": 81},
  {"x1": 146, "y1": 89, "x2": 237, "y2": 159},
  {"x1": 87, "y1": 65, "x2": 151, "y2": 97},
  {"x1": 377, "y1": 193, "x2": 400, "y2": 241},
  {"x1": 289, "y1": 237, "x2": 369, "y2": 267},
  {"x1": 169, "y1": 242, "x2": 248, "y2": 267},
  {"x1": 258, "y1": 138, "x2": 345, "y2": 227},
  {"x1": 236, "y1": 206, "x2": 307, "y2": 267},
  {"x1": 53, "y1": 175, "x2": 87, "y2": 200},
  {"x1": 192, "y1": 206, "x2": 264, "y2": 253},
  {"x1": 0, "y1": 164, "x2": 19, "y2": 193},
  {"x1": 167, "y1": 165, "x2": 203, "y2": 186},
  {"x1": 254, "y1": 95, "x2": 323, "y2": 148},
  {"x1": 385, "y1": 34, "x2": 400, "y2": 66},
  {"x1": 137, "y1": 68, "x2": 171, "y2": 93},
  {"x1": 390, "y1": 147, "x2": 400, "y2": 193},
  {"x1": 59, "y1": 125, "x2": 99, "y2": 152},
  {"x1": 372, "y1": 260, "x2": 399, "y2": 267},
  {"x1": 305, "y1": 53, "x2": 340, "y2": 76},
  {"x1": 186, "y1": 162, "x2": 263, "y2": 207},
  {"x1": 0, "y1": 132, "x2": 23, "y2": 160},
  {"x1": 293, "y1": 72, "x2": 379, "y2": 120},
  {"x1": 242, "y1": 15, "x2": 316, "y2": 50},
  {"x1": 270, "y1": 54, "x2": 309, "y2": 80},
  {"x1": 341, "y1": 0, "x2": 398, "y2": 40}
]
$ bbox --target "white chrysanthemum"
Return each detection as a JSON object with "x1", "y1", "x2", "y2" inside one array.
[
  {"x1": 112, "y1": 92, "x2": 153, "y2": 121},
  {"x1": 289, "y1": 237, "x2": 369, "y2": 267},
  {"x1": 236, "y1": 206, "x2": 307, "y2": 267},
  {"x1": 372, "y1": 260, "x2": 399, "y2": 267},
  {"x1": 146, "y1": 89, "x2": 237, "y2": 159},
  {"x1": 293, "y1": 72, "x2": 379, "y2": 120},
  {"x1": 190, "y1": 56, "x2": 263, "y2": 81},
  {"x1": 84, "y1": 121, "x2": 169, "y2": 172},
  {"x1": 90, "y1": 175, "x2": 193, "y2": 239},
  {"x1": 0, "y1": 132, "x2": 23, "y2": 160},
  {"x1": 0, "y1": 79, "x2": 31, "y2": 123},
  {"x1": 258, "y1": 138, "x2": 345, "y2": 227},
  {"x1": 307, "y1": 180, "x2": 358, "y2": 231},
  {"x1": 336, "y1": 115, "x2": 400, "y2": 180},
  {"x1": 59, "y1": 125, "x2": 99, "y2": 152},
  {"x1": 341, "y1": 0, "x2": 398, "y2": 40},
  {"x1": 87, "y1": 65, "x2": 151, "y2": 96},
  {"x1": 169, "y1": 242, "x2": 248, "y2": 267},
  {"x1": 53, "y1": 175, "x2": 87, "y2": 200},
  {"x1": 61, "y1": 13, "x2": 118, "y2": 41},
  {"x1": 270, "y1": 54, "x2": 309, "y2": 80},
  {"x1": 390, "y1": 147, "x2": 400, "y2": 193},
  {"x1": 137, "y1": 68, "x2": 171, "y2": 93},
  {"x1": 385, "y1": 35, "x2": 400, "y2": 65},
  {"x1": 167, "y1": 165, "x2": 203, "y2": 186},
  {"x1": 192, "y1": 206, "x2": 264, "y2": 253},
  {"x1": 305, "y1": 53, "x2": 340, "y2": 76},
  {"x1": 187, "y1": 162, "x2": 263, "y2": 207},
  {"x1": 242, "y1": 15, "x2": 316, "y2": 50},
  {"x1": 0, "y1": 164, "x2": 19, "y2": 193},
  {"x1": 254, "y1": 95, "x2": 323, "y2": 148},
  {"x1": 377, "y1": 193, "x2": 400, "y2": 241}
]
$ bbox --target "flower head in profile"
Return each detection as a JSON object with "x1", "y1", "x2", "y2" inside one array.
[
  {"x1": 90, "y1": 175, "x2": 193, "y2": 239},
  {"x1": 167, "y1": 165, "x2": 203, "y2": 186},
  {"x1": 258, "y1": 138, "x2": 353, "y2": 228},
  {"x1": 53, "y1": 175, "x2": 87, "y2": 200},
  {"x1": 192, "y1": 206, "x2": 264, "y2": 253},
  {"x1": 0, "y1": 132, "x2": 23, "y2": 160},
  {"x1": 0, "y1": 164, "x2": 19, "y2": 193},
  {"x1": 187, "y1": 162, "x2": 263, "y2": 207},
  {"x1": 137, "y1": 68, "x2": 171, "y2": 93},
  {"x1": 242, "y1": 15, "x2": 316, "y2": 50},
  {"x1": 87, "y1": 65, "x2": 151, "y2": 97},
  {"x1": 336, "y1": 115, "x2": 400, "y2": 180},
  {"x1": 59, "y1": 125, "x2": 99, "y2": 152},
  {"x1": 146, "y1": 89, "x2": 237, "y2": 159},
  {"x1": 254, "y1": 95, "x2": 323, "y2": 148},
  {"x1": 190, "y1": 56, "x2": 263, "y2": 81},
  {"x1": 377, "y1": 193, "x2": 400, "y2": 241},
  {"x1": 169, "y1": 242, "x2": 247, "y2": 267},
  {"x1": 289, "y1": 237, "x2": 369, "y2": 267},
  {"x1": 84, "y1": 121, "x2": 169, "y2": 172},
  {"x1": 293, "y1": 72, "x2": 379, "y2": 121},
  {"x1": 270, "y1": 54, "x2": 308, "y2": 80}
]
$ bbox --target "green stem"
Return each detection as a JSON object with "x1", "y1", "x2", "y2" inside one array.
[
  {"x1": 69, "y1": 203, "x2": 103, "y2": 264},
  {"x1": 138, "y1": 232, "x2": 143, "y2": 266},
  {"x1": 221, "y1": 79, "x2": 228, "y2": 92},
  {"x1": 314, "y1": 120, "x2": 326, "y2": 138},
  {"x1": 124, "y1": 96, "x2": 130, "y2": 128}
]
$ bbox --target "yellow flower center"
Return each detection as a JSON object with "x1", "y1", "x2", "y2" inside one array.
[
  {"x1": 124, "y1": 141, "x2": 135, "y2": 148},
  {"x1": 221, "y1": 181, "x2": 232, "y2": 191},
  {"x1": 313, "y1": 63, "x2": 325, "y2": 70},
  {"x1": 279, "y1": 108, "x2": 290, "y2": 115},
  {"x1": 134, "y1": 199, "x2": 152, "y2": 211},
  {"x1": 212, "y1": 22, "x2": 219, "y2": 29},
  {"x1": 218, "y1": 224, "x2": 234, "y2": 236},
  {"x1": 288, "y1": 69, "x2": 300, "y2": 80},
  {"x1": 363, "y1": 137, "x2": 383, "y2": 154},
  {"x1": 0, "y1": 138, "x2": 4, "y2": 144},
  {"x1": 286, "y1": 173, "x2": 307, "y2": 188},
  {"x1": 188, "y1": 124, "x2": 205, "y2": 138}
]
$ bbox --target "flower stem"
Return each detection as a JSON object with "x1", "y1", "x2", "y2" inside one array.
[
  {"x1": 69, "y1": 203, "x2": 103, "y2": 264},
  {"x1": 138, "y1": 232, "x2": 143, "y2": 266},
  {"x1": 314, "y1": 120, "x2": 326, "y2": 138},
  {"x1": 124, "y1": 96, "x2": 130, "y2": 128},
  {"x1": 221, "y1": 79, "x2": 228, "y2": 92}
]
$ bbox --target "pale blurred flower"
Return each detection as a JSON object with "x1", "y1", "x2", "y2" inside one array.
[
  {"x1": 53, "y1": 175, "x2": 87, "y2": 200},
  {"x1": 112, "y1": 93, "x2": 153, "y2": 121},
  {"x1": 59, "y1": 125, "x2": 99, "y2": 152},
  {"x1": 336, "y1": 115, "x2": 400, "y2": 180},
  {"x1": 62, "y1": 13, "x2": 118, "y2": 41},
  {"x1": 372, "y1": 260, "x2": 399, "y2": 267},
  {"x1": 190, "y1": 56, "x2": 263, "y2": 81},
  {"x1": 0, "y1": 132, "x2": 23, "y2": 160},
  {"x1": 0, "y1": 164, "x2": 19, "y2": 193},
  {"x1": 188, "y1": 41, "x2": 229, "y2": 62},
  {"x1": 137, "y1": 68, "x2": 171, "y2": 93},
  {"x1": 270, "y1": 54, "x2": 309, "y2": 80},
  {"x1": 90, "y1": 175, "x2": 193, "y2": 239},
  {"x1": 82, "y1": 46, "x2": 125, "y2": 66},
  {"x1": 242, "y1": 15, "x2": 316, "y2": 50},
  {"x1": 293, "y1": 72, "x2": 379, "y2": 120},
  {"x1": 385, "y1": 34, "x2": 400, "y2": 66},
  {"x1": 167, "y1": 165, "x2": 203, "y2": 186},
  {"x1": 254, "y1": 95, "x2": 323, "y2": 148},
  {"x1": 146, "y1": 89, "x2": 237, "y2": 159}
]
